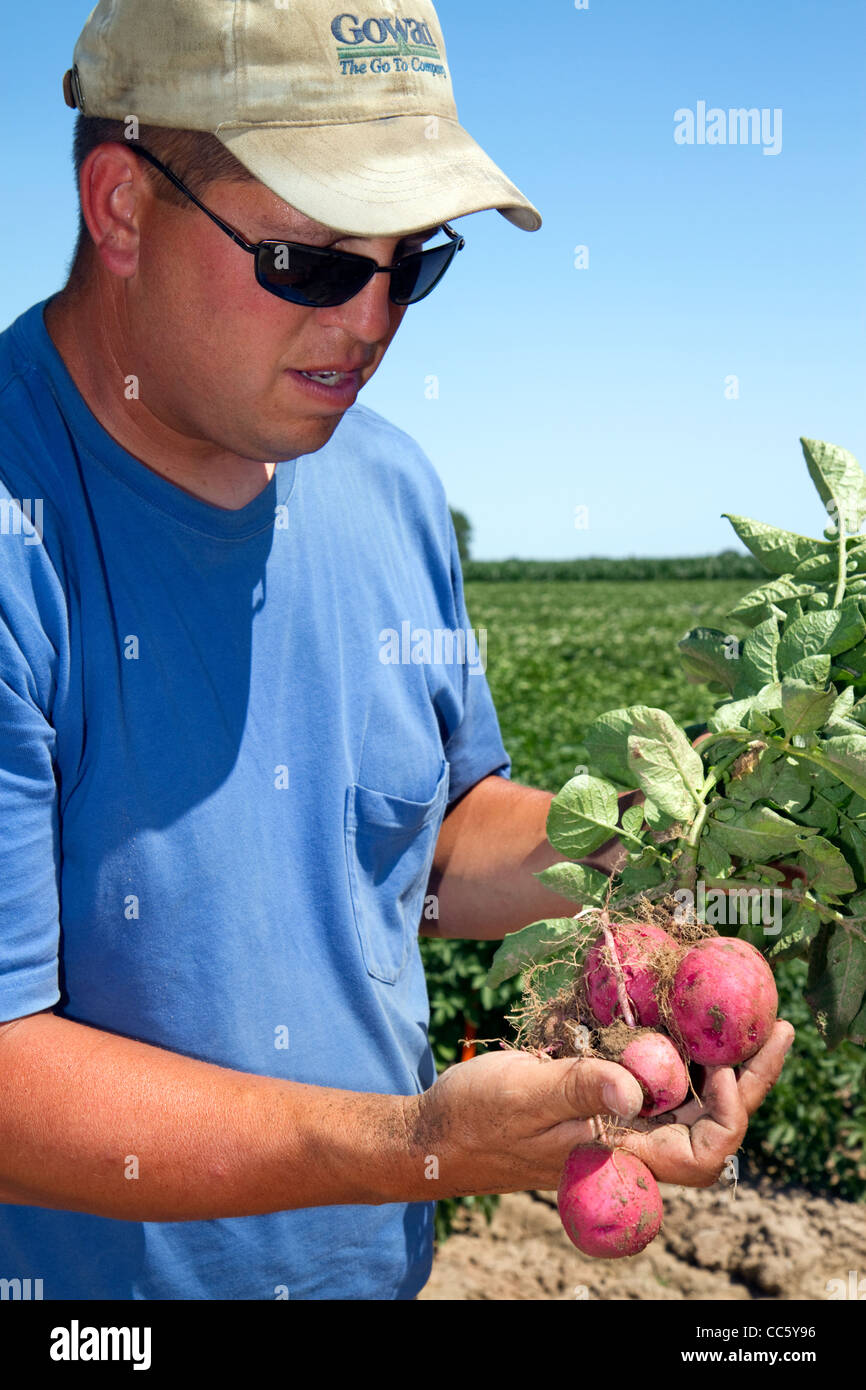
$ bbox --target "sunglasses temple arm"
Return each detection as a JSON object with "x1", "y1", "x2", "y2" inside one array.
[{"x1": 133, "y1": 146, "x2": 258, "y2": 256}]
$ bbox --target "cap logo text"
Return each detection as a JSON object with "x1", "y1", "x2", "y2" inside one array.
[
  {"x1": 331, "y1": 12, "x2": 436, "y2": 49},
  {"x1": 331, "y1": 11, "x2": 446, "y2": 75}
]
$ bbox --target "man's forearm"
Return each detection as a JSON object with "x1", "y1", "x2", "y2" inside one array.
[
  {"x1": 426, "y1": 776, "x2": 642, "y2": 939},
  {"x1": 0, "y1": 1011, "x2": 416, "y2": 1221}
]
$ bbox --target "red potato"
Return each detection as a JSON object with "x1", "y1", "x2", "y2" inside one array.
[
  {"x1": 583, "y1": 922, "x2": 682, "y2": 1027},
  {"x1": 557, "y1": 1145, "x2": 663, "y2": 1258},
  {"x1": 618, "y1": 1030, "x2": 690, "y2": 1117},
  {"x1": 670, "y1": 935, "x2": 778, "y2": 1066}
]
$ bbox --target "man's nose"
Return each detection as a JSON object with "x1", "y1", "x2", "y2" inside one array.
[{"x1": 317, "y1": 247, "x2": 403, "y2": 341}]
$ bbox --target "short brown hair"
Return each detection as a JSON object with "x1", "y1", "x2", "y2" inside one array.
[{"x1": 67, "y1": 115, "x2": 257, "y2": 289}]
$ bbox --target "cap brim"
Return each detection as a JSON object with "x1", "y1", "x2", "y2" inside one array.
[{"x1": 216, "y1": 114, "x2": 542, "y2": 236}]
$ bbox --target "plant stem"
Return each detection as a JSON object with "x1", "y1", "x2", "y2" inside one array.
[
  {"x1": 834, "y1": 510, "x2": 848, "y2": 609},
  {"x1": 692, "y1": 731, "x2": 749, "y2": 759},
  {"x1": 673, "y1": 794, "x2": 724, "y2": 891},
  {"x1": 664, "y1": 740, "x2": 753, "y2": 893}
]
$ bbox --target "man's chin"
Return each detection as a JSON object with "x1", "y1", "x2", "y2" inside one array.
[{"x1": 255, "y1": 410, "x2": 347, "y2": 463}]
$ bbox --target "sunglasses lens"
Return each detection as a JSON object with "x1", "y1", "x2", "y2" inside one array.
[
  {"x1": 256, "y1": 238, "x2": 459, "y2": 307},
  {"x1": 256, "y1": 244, "x2": 370, "y2": 307},
  {"x1": 390, "y1": 243, "x2": 457, "y2": 305}
]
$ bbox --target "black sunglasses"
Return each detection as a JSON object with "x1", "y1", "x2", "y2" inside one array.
[{"x1": 132, "y1": 146, "x2": 465, "y2": 308}]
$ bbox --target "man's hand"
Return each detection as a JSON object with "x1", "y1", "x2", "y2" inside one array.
[
  {"x1": 400, "y1": 1020, "x2": 794, "y2": 1196},
  {"x1": 616, "y1": 1019, "x2": 794, "y2": 1186},
  {"x1": 402, "y1": 1049, "x2": 647, "y2": 1195}
]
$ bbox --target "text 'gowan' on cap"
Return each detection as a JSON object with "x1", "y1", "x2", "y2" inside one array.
[{"x1": 62, "y1": 0, "x2": 542, "y2": 238}]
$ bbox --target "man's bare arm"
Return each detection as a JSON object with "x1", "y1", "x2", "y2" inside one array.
[
  {"x1": 0, "y1": 1009, "x2": 414, "y2": 1221},
  {"x1": 424, "y1": 775, "x2": 643, "y2": 939}
]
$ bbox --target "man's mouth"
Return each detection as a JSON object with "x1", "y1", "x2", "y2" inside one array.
[
  {"x1": 298, "y1": 370, "x2": 352, "y2": 385},
  {"x1": 286, "y1": 366, "x2": 363, "y2": 404}
]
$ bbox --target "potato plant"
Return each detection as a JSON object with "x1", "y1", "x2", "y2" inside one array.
[
  {"x1": 487, "y1": 439, "x2": 866, "y2": 1056},
  {"x1": 476, "y1": 437, "x2": 866, "y2": 1256}
]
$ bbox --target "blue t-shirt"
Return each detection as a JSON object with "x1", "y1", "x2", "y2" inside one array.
[{"x1": 0, "y1": 299, "x2": 511, "y2": 1300}]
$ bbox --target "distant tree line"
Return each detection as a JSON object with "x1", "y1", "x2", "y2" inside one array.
[
  {"x1": 460, "y1": 551, "x2": 765, "y2": 582},
  {"x1": 449, "y1": 510, "x2": 764, "y2": 581}
]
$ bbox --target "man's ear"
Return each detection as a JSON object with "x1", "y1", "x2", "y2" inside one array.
[{"x1": 78, "y1": 142, "x2": 149, "y2": 279}]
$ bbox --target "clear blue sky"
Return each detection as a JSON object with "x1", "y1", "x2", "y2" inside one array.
[{"x1": 2, "y1": 0, "x2": 863, "y2": 559}]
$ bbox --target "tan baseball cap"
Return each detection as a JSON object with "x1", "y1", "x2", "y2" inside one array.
[{"x1": 62, "y1": 0, "x2": 542, "y2": 237}]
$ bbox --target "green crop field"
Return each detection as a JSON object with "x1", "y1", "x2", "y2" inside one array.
[
  {"x1": 422, "y1": 579, "x2": 866, "y2": 1225},
  {"x1": 466, "y1": 578, "x2": 746, "y2": 791}
]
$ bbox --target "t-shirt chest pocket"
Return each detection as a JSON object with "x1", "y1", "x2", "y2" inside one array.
[{"x1": 344, "y1": 760, "x2": 450, "y2": 984}]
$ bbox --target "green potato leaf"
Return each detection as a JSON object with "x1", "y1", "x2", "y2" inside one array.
[
  {"x1": 534, "y1": 861, "x2": 610, "y2": 906},
  {"x1": 838, "y1": 820, "x2": 866, "y2": 881},
  {"x1": 770, "y1": 757, "x2": 819, "y2": 813},
  {"x1": 727, "y1": 577, "x2": 816, "y2": 627},
  {"x1": 641, "y1": 795, "x2": 678, "y2": 833},
  {"x1": 584, "y1": 708, "x2": 635, "y2": 787},
  {"x1": 613, "y1": 859, "x2": 666, "y2": 899},
  {"x1": 546, "y1": 774, "x2": 620, "y2": 859},
  {"x1": 722, "y1": 515, "x2": 828, "y2": 575},
  {"x1": 732, "y1": 616, "x2": 779, "y2": 699},
  {"x1": 831, "y1": 639, "x2": 866, "y2": 681},
  {"x1": 707, "y1": 804, "x2": 819, "y2": 860},
  {"x1": 777, "y1": 601, "x2": 866, "y2": 674},
  {"x1": 848, "y1": 997, "x2": 866, "y2": 1046},
  {"x1": 831, "y1": 685, "x2": 856, "y2": 721},
  {"x1": 820, "y1": 779, "x2": 854, "y2": 806},
  {"x1": 533, "y1": 959, "x2": 581, "y2": 1004},
  {"x1": 704, "y1": 735, "x2": 755, "y2": 766},
  {"x1": 791, "y1": 552, "x2": 837, "y2": 583},
  {"x1": 626, "y1": 706, "x2": 704, "y2": 820},
  {"x1": 707, "y1": 682, "x2": 783, "y2": 734},
  {"x1": 791, "y1": 791, "x2": 839, "y2": 834},
  {"x1": 801, "y1": 437, "x2": 866, "y2": 537},
  {"x1": 779, "y1": 680, "x2": 838, "y2": 738},
  {"x1": 809, "y1": 736, "x2": 866, "y2": 800},
  {"x1": 805, "y1": 920, "x2": 866, "y2": 1047},
  {"x1": 697, "y1": 828, "x2": 734, "y2": 878},
  {"x1": 823, "y1": 716, "x2": 866, "y2": 738},
  {"x1": 620, "y1": 803, "x2": 647, "y2": 839},
  {"x1": 727, "y1": 750, "x2": 814, "y2": 814},
  {"x1": 795, "y1": 835, "x2": 857, "y2": 897},
  {"x1": 766, "y1": 900, "x2": 824, "y2": 962},
  {"x1": 784, "y1": 654, "x2": 832, "y2": 685},
  {"x1": 677, "y1": 627, "x2": 739, "y2": 691},
  {"x1": 484, "y1": 918, "x2": 579, "y2": 989}
]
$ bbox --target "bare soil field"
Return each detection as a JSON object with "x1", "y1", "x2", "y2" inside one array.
[{"x1": 419, "y1": 1181, "x2": 866, "y2": 1301}]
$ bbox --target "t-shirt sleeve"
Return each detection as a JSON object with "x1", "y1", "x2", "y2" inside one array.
[
  {"x1": 0, "y1": 489, "x2": 64, "y2": 1022},
  {"x1": 441, "y1": 514, "x2": 512, "y2": 806}
]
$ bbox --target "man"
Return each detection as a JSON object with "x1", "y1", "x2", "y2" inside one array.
[{"x1": 0, "y1": 0, "x2": 792, "y2": 1299}]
